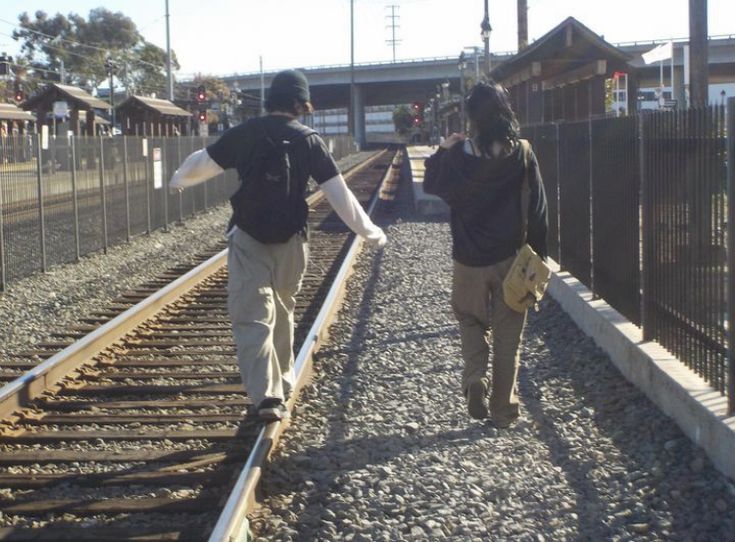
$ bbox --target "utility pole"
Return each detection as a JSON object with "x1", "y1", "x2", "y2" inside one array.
[
  {"x1": 689, "y1": 0, "x2": 708, "y2": 107},
  {"x1": 385, "y1": 4, "x2": 401, "y2": 62},
  {"x1": 481, "y1": 0, "x2": 492, "y2": 77},
  {"x1": 165, "y1": 0, "x2": 173, "y2": 101},
  {"x1": 59, "y1": 58, "x2": 65, "y2": 85},
  {"x1": 517, "y1": 0, "x2": 528, "y2": 51},
  {"x1": 105, "y1": 55, "x2": 116, "y2": 131},
  {"x1": 350, "y1": 0, "x2": 356, "y2": 138}
]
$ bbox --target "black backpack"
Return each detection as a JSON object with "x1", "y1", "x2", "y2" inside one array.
[{"x1": 229, "y1": 124, "x2": 316, "y2": 244}]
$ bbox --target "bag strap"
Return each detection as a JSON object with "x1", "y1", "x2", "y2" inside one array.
[{"x1": 518, "y1": 139, "x2": 531, "y2": 246}]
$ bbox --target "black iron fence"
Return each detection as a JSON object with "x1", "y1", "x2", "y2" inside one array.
[
  {"x1": 0, "y1": 133, "x2": 356, "y2": 290},
  {"x1": 523, "y1": 104, "x2": 732, "y2": 412}
]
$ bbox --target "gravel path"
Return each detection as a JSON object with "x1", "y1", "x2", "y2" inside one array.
[
  {"x1": 249, "y1": 182, "x2": 735, "y2": 541},
  {"x1": 0, "y1": 151, "x2": 375, "y2": 361}
]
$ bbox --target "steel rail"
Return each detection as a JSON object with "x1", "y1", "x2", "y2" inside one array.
[
  {"x1": 0, "y1": 150, "x2": 387, "y2": 423},
  {"x1": 208, "y1": 149, "x2": 403, "y2": 542},
  {"x1": 0, "y1": 249, "x2": 228, "y2": 421}
]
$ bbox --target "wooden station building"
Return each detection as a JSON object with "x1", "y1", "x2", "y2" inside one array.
[
  {"x1": 115, "y1": 96, "x2": 192, "y2": 136},
  {"x1": 490, "y1": 17, "x2": 636, "y2": 124},
  {"x1": 0, "y1": 103, "x2": 35, "y2": 135},
  {"x1": 20, "y1": 83, "x2": 112, "y2": 136}
]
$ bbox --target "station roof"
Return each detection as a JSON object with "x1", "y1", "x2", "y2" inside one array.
[
  {"x1": 21, "y1": 83, "x2": 111, "y2": 111},
  {"x1": 0, "y1": 103, "x2": 35, "y2": 121},
  {"x1": 116, "y1": 95, "x2": 192, "y2": 117},
  {"x1": 490, "y1": 17, "x2": 632, "y2": 84}
]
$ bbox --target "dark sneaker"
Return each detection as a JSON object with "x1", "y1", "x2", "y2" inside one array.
[
  {"x1": 492, "y1": 417, "x2": 513, "y2": 429},
  {"x1": 257, "y1": 398, "x2": 289, "y2": 422},
  {"x1": 466, "y1": 381, "x2": 489, "y2": 420}
]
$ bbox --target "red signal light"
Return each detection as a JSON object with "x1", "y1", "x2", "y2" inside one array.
[
  {"x1": 196, "y1": 85, "x2": 206, "y2": 102},
  {"x1": 198, "y1": 110, "x2": 207, "y2": 122}
]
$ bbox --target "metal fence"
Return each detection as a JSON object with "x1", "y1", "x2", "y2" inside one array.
[
  {"x1": 642, "y1": 106, "x2": 728, "y2": 397},
  {"x1": 523, "y1": 104, "x2": 732, "y2": 411},
  {"x1": 0, "y1": 132, "x2": 356, "y2": 290}
]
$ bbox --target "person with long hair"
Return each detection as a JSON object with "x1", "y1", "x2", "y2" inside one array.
[{"x1": 424, "y1": 81, "x2": 548, "y2": 427}]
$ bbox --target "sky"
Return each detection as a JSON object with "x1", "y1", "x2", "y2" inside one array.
[{"x1": 0, "y1": 0, "x2": 733, "y2": 79}]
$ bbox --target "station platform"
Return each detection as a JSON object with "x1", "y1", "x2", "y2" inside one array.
[
  {"x1": 406, "y1": 145, "x2": 448, "y2": 216},
  {"x1": 247, "y1": 151, "x2": 735, "y2": 541}
]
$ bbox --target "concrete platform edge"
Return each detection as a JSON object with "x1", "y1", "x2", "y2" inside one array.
[{"x1": 546, "y1": 260, "x2": 735, "y2": 481}]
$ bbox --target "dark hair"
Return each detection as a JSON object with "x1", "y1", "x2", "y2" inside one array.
[
  {"x1": 264, "y1": 95, "x2": 313, "y2": 116},
  {"x1": 466, "y1": 81, "x2": 520, "y2": 155}
]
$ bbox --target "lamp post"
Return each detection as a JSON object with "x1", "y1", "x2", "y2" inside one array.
[
  {"x1": 481, "y1": 0, "x2": 492, "y2": 77},
  {"x1": 458, "y1": 51, "x2": 467, "y2": 131}
]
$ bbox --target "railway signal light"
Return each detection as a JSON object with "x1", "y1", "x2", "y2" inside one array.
[
  {"x1": 412, "y1": 101, "x2": 424, "y2": 127},
  {"x1": 198, "y1": 110, "x2": 207, "y2": 122},
  {"x1": 13, "y1": 84, "x2": 23, "y2": 102},
  {"x1": 196, "y1": 85, "x2": 206, "y2": 102}
]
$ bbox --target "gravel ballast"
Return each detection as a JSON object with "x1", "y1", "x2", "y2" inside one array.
[{"x1": 249, "y1": 184, "x2": 735, "y2": 541}]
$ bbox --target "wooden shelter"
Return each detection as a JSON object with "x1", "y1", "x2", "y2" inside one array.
[
  {"x1": 490, "y1": 17, "x2": 635, "y2": 124},
  {"x1": 116, "y1": 95, "x2": 192, "y2": 136},
  {"x1": 20, "y1": 83, "x2": 111, "y2": 136},
  {"x1": 0, "y1": 103, "x2": 34, "y2": 135}
]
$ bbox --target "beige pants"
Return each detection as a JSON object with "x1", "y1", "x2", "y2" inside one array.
[
  {"x1": 451, "y1": 257, "x2": 527, "y2": 423},
  {"x1": 227, "y1": 228, "x2": 308, "y2": 406}
]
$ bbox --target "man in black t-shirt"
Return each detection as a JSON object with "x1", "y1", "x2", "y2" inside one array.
[{"x1": 170, "y1": 70, "x2": 386, "y2": 421}]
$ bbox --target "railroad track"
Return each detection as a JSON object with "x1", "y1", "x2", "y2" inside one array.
[{"x1": 0, "y1": 148, "x2": 402, "y2": 541}]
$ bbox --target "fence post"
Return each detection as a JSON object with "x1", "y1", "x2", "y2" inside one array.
[
  {"x1": 203, "y1": 137, "x2": 209, "y2": 210},
  {"x1": 123, "y1": 136, "x2": 131, "y2": 243},
  {"x1": 555, "y1": 122, "x2": 562, "y2": 268},
  {"x1": 162, "y1": 142, "x2": 169, "y2": 232},
  {"x1": 726, "y1": 97, "x2": 735, "y2": 415},
  {"x1": 0, "y1": 154, "x2": 6, "y2": 291},
  {"x1": 177, "y1": 139, "x2": 184, "y2": 223},
  {"x1": 588, "y1": 117, "x2": 595, "y2": 297},
  {"x1": 70, "y1": 136, "x2": 80, "y2": 261},
  {"x1": 145, "y1": 138, "x2": 152, "y2": 235},
  {"x1": 99, "y1": 136, "x2": 109, "y2": 254},
  {"x1": 639, "y1": 113, "x2": 653, "y2": 341},
  {"x1": 35, "y1": 133, "x2": 47, "y2": 272}
]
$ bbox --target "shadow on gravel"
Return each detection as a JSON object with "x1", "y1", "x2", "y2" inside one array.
[
  {"x1": 261, "y1": 227, "x2": 498, "y2": 539},
  {"x1": 517, "y1": 296, "x2": 735, "y2": 540}
]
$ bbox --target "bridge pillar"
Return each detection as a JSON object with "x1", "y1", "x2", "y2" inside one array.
[{"x1": 353, "y1": 84, "x2": 366, "y2": 149}]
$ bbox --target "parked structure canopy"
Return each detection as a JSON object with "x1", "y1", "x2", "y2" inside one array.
[
  {"x1": 490, "y1": 17, "x2": 634, "y2": 123},
  {"x1": 20, "y1": 83, "x2": 111, "y2": 136},
  {"x1": 116, "y1": 95, "x2": 192, "y2": 136}
]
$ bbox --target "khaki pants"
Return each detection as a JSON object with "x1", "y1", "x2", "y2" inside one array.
[
  {"x1": 227, "y1": 228, "x2": 308, "y2": 407},
  {"x1": 451, "y1": 257, "x2": 527, "y2": 423}
]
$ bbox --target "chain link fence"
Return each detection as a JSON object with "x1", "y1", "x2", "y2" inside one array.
[{"x1": 0, "y1": 133, "x2": 355, "y2": 290}]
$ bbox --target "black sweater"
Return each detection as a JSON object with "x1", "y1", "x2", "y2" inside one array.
[{"x1": 424, "y1": 140, "x2": 548, "y2": 267}]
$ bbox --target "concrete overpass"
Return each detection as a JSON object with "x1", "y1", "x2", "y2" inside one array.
[
  {"x1": 220, "y1": 35, "x2": 735, "y2": 144},
  {"x1": 221, "y1": 52, "x2": 514, "y2": 145}
]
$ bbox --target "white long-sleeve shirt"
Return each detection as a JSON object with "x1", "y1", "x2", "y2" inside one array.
[{"x1": 169, "y1": 149, "x2": 386, "y2": 245}]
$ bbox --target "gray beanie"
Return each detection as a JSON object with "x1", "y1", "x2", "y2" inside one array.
[{"x1": 269, "y1": 69, "x2": 310, "y2": 103}]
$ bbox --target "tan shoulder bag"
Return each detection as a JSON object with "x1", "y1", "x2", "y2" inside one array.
[{"x1": 502, "y1": 139, "x2": 551, "y2": 313}]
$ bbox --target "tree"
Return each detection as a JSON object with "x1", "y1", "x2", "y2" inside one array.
[
  {"x1": 182, "y1": 74, "x2": 231, "y2": 128},
  {"x1": 187, "y1": 74, "x2": 231, "y2": 102},
  {"x1": 12, "y1": 8, "x2": 178, "y2": 98},
  {"x1": 393, "y1": 105, "x2": 413, "y2": 135},
  {"x1": 123, "y1": 41, "x2": 180, "y2": 98}
]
